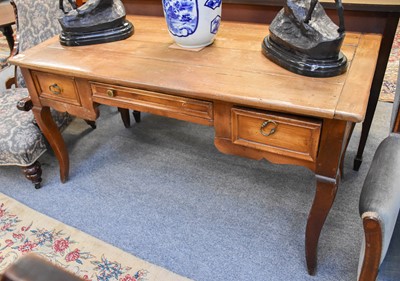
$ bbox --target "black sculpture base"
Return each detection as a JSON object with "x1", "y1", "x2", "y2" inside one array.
[
  {"x1": 59, "y1": 20, "x2": 133, "y2": 46},
  {"x1": 262, "y1": 36, "x2": 347, "y2": 78}
]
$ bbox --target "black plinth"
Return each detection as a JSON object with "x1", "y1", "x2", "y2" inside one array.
[
  {"x1": 59, "y1": 20, "x2": 133, "y2": 46},
  {"x1": 262, "y1": 36, "x2": 348, "y2": 78}
]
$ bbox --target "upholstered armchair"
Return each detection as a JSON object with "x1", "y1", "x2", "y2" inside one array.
[
  {"x1": 358, "y1": 66, "x2": 400, "y2": 281},
  {"x1": 0, "y1": 0, "x2": 86, "y2": 188},
  {"x1": 0, "y1": 0, "x2": 138, "y2": 188}
]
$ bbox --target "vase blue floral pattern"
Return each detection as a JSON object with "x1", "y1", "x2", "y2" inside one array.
[
  {"x1": 163, "y1": 0, "x2": 199, "y2": 38},
  {"x1": 204, "y1": 0, "x2": 221, "y2": 10},
  {"x1": 162, "y1": 0, "x2": 222, "y2": 48},
  {"x1": 210, "y1": 15, "x2": 221, "y2": 34}
]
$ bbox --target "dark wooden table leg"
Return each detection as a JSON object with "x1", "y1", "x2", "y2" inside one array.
[
  {"x1": 306, "y1": 119, "x2": 351, "y2": 275},
  {"x1": 354, "y1": 15, "x2": 399, "y2": 171},
  {"x1": 133, "y1": 110, "x2": 141, "y2": 123},
  {"x1": 32, "y1": 106, "x2": 69, "y2": 183},
  {"x1": 1, "y1": 24, "x2": 14, "y2": 51},
  {"x1": 118, "y1": 107, "x2": 131, "y2": 128}
]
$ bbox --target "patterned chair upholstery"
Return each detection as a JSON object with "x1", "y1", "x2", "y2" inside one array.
[
  {"x1": 0, "y1": 0, "x2": 76, "y2": 188},
  {"x1": 13, "y1": 0, "x2": 72, "y2": 88}
]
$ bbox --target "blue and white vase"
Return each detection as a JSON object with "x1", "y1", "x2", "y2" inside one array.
[{"x1": 162, "y1": 0, "x2": 222, "y2": 48}]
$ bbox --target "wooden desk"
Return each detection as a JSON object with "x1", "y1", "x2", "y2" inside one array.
[
  {"x1": 123, "y1": 0, "x2": 400, "y2": 171},
  {"x1": 0, "y1": 2, "x2": 15, "y2": 52},
  {"x1": 9, "y1": 15, "x2": 381, "y2": 275}
]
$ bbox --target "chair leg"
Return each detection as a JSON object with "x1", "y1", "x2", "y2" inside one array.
[
  {"x1": 84, "y1": 120, "x2": 96, "y2": 129},
  {"x1": 118, "y1": 108, "x2": 131, "y2": 128},
  {"x1": 21, "y1": 161, "x2": 42, "y2": 189},
  {"x1": 133, "y1": 110, "x2": 141, "y2": 123},
  {"x1": 339, "y1": 123, "x2": 356, "y2": 179}
]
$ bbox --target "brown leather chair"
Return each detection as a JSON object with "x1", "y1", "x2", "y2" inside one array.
[{"x1": 358, "y1": 66, "x2": 400, "y2": 281}]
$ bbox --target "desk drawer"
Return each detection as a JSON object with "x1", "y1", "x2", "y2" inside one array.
[
  {"x1": 32, "y1": 71, "x2": 81, "y2": 106},
  {"x1": 231, "y1": 108, "x2": 321, "y2": 162},
  {"x1": 91, "y1": 82, "x2": 213, "y2": 125}
]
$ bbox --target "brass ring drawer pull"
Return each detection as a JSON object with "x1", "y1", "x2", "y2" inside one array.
[
  {"x1": 260, "y1": 120, "x2": 278, "y2": 137},
  {"x1": 49, "y1": 83, "x2": 62, "y2": 95},
  {"x1": 107, "y1": 89, "x2": 115, "y2": 97}
]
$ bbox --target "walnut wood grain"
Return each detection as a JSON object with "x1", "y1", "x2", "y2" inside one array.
[
  {"x1": 393, "y1": 114, "x2": 400, "y2": 134},
  {"x1": 358, "y1": 216, "x2": 382, "y2": 281},
  {"x1": 214, "y1": 103, "x2": 318, "y2": 170},
  {"x1": 10, "y1": 16, "x2": 381, "y2": 123},
  {"x1": 32, "y1": 105, "x2": 69, "y2": 183},
  {"x1": 305, "y1": 119, "x2": 351, "y2": 275},
  {"x1": 231, "y1": 108, "x2": 321, "y2": 163},
  {"x1": 32, "y1": 71, "x2": 82, "y2": 106},
  {"x1": 91, "y1": 82, "x2": 213, "y2": 126},
  {"x1": 9, "y1": 16, "x2": 382, "y2": 275},
  {"x1": 22, "y1": 64, "x2": 69, "y2": 183}
]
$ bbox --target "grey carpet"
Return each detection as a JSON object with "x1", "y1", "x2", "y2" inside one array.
[{"x1": 0, "y1": 101, "x2": 392, "y2": 281}]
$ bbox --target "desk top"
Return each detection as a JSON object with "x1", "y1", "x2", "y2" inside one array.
[{"x1": 10, "y1": 15, "x2": 381, "y2": 122}]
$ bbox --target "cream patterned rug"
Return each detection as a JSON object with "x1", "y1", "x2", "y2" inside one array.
[
  {"x1": 0, "y1": 32, "x2": 11, "y2": 70},
  {"x1": 0, "y1": 193, "x2": 191, "y2": 281},
  {"x1": 380, "y1": 22, "x2": 400, "y2": 102}
]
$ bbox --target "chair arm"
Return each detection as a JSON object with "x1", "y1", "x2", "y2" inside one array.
[{"x1": 358, "y1": 135, "x2": 400, "y2": 280}]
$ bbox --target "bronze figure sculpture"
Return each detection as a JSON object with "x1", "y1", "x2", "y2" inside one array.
[
  {"x1": 58, "y1": 0, "x2": 133, "y2": 46},
  {"x1": 262, "y1": 0, "x2": 347, "y2": 77}
]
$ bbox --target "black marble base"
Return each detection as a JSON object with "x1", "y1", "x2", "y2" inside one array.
[
  {"x1": 59, "y1": 20, "x2": 133, "y2": 46},
  {"x1": 262, "y1": 36, "x2": 348, "y2": 78}
]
